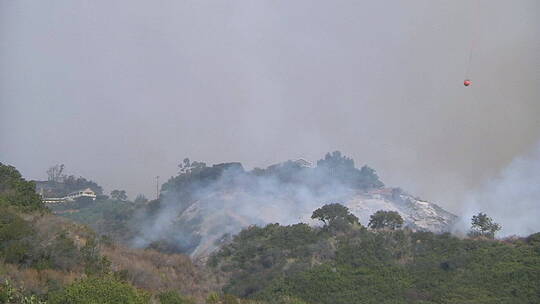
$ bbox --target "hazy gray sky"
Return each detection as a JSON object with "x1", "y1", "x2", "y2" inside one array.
[{"x1": 1, "y1": 1, "x2": 539, "y2": 211}]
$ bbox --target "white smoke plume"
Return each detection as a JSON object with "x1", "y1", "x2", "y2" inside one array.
[
  {"x1": 130, "y1": 153, "x2": 459, "y2": 257},
  {"x1": 131, "y1": 154, "x2": 382, "y2": 256},
  {"x1": 459, "y1": 142, "x2": 540, "y2": 237}
]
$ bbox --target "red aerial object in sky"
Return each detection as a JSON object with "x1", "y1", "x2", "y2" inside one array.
[{"x1": 462, "y1": 1, "x2": 481, "y2": 87}]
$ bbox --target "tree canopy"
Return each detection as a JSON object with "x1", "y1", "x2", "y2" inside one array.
[
  {"x1": 469, "y1": 212, "x2": 501, "y2": 239},
  {"x1": 367, "y1": 210, "x2": 404, "y2": 230},
  {"x1": 311, "y1": 203, "x2": 359, "y2": 228},
  {"x1": 111, "y1": 190, "x2": 128, "y2": 201},
  {"x1": 0, "y1": 162, "x2": 44, "y2": 211},
  {"x1": 316, "y1": 151, "x2": 384, "y2": 190},
  {"x1": 39, "y1": 164, "x2": 104, "y2": 198}
]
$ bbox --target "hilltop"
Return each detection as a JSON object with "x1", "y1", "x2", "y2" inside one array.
[{"x1": 130, "y1": 152, "x2": 457, "y2": 258}]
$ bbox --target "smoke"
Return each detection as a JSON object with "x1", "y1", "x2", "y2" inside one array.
[
  {"x1": 131, "y1": 156, "x2": 374, "y2": 256},
  {"x1": 458, "y1": 142, "x2": 540, "y2": 237},
  {"x1": 130, "y1": 142, "x2": 540, "y2": 257}
]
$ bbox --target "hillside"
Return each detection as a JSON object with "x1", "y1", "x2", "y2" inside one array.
[
  {"x1": 130, "y1": 152, "x2": 457, "y2": 258},
  {"x1": 0, "y1": 163, "x2": 215, "y2": 303},
  {"x1": 209, "y1": 214, "x2": 540, "y2": 304},
  {"x1": 45, "y1": 152, "x2": 457, "y2": 259},
  {"x1": 1, "y1": 161, "x2": 540, "y2": 303}
]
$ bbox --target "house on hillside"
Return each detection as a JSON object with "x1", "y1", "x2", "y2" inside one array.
[
  {"x1": 65, "y1": 188, "x2": 97, "y2": 201},
  {"x1": 40, "y1": 188, "x2": 96, "y2": 204}
]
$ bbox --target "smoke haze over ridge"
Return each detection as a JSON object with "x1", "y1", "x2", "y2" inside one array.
[
  {"x1": 458, "y1": 142, "x2": 540, "y2": 237},
  {"x1": 1, "y1": 1, "x2": 539, "y2": 215},
  {"x1": 131, "y1": 155, "x2": 457, "y2": 257}
]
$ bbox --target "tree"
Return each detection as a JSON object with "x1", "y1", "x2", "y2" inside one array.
[
  {"x1": 311, "y1": 203, "x2": 359, "y2": 227},
  {"x1": 63, "y1": 175, "x2": 103, "y2": 195},
  {"x1": 315, "y1": 151, "x2": 384, "y2": 190},
  {"x1": 357, "y1": 165, "x2": 384, "y2": 189},
  {"x1": 111, "y1": 190, "x2": 128, "y2": 201},
  {"x1": 46, "y1": 164, "x2": 65, "y2": 183},
  {"x1": 316, "y1": 151, "x2": 355, "y2": 172},
  {"x1": 368, "y1": 210, "x2": 404, "y2": 230},
  {"x1": 178, "y1": 158, "x2": 206, "y2": 175},
  {"x1": 469, "y1": 212, "x2": 501, "y2": 239}
]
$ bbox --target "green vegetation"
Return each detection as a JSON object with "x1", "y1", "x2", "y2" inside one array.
[
  {"x1": 158, "y1": 290, "x2": 196, "y2": 304},
  {"x1": 46, "y1": 151, "x2": 384, "y2": 257},
  {"x1": 36, "y1": 165, "x2": 103, "y2": 197},
  {"x1": 311, "y1": 203, "x2": 359, "y2": 226},
  {"x1": 162, "y1": 151, "x2": 384, "y2": 220},
  {"x1": 148, "y1": 152, "x2": 385, "y2": 255},
  {"x1": 39, "y1": 164, "x2": 104, "y2": 198},
  {"x1": 110, "y1": 189, "x2": 128, "y2": 201},
  {"x1": 211, "y1": 205, "x2": 540, "y2": 304},
  {"x1": 368, "y1": 210, "x2": 404, "y2": 230},
  {"x1": 311, "y1": 203, "x2": 361, "y2": 233},
  {"x1": 49, "y1": 198, "x2": 139, "y2": 243},
  {"x1": 0, "y1": 163, "x2": 208, "y2": 303},
  {"x1": 0, "y1": 208, "x2": 34, "y2": 264},
  {"x1": 315, "y1": 151, "x2": 384, "y2": 190},
  {"x1": 0, "y1": 204, "x2": 110, "y2": 275},
  {"x1": 0, "y1": 163, "x2": 44, "y2": 212},
  {"x1": 0, "y1": 164, "x2": 102, "y2": 272},
  {"x1": 0, "y1": 163, "x2": 119, "y2": 302},
  {"x1": 0, "y1": 280, "x2": 46, "y2": 304},
  {"x1": 2, "y1": 162, "x2": 539, "y2": 303},
  {"x1": 62, "y1": 175, "x2": 103, "y2": 196},
  {"x1": 469, "y1": 212, "x2": 502, "y2": 239},
  {"x1": 48, "y1": 276, "x2": 149, "y2": 304}
]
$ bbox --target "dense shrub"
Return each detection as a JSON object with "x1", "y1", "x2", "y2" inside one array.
[
  {"x1": 50, "y1": 198, "x2": 139, "y2": 243},
  {"x1": 48, "y1": 276, "x2": 149, "y2": 304},
  {"x1": 158, "y1": 290, "x2": 196, "y2": 304},
  {"x1": 0, "y1": 163, "x2": 44, "y2": 212},
  {"x1": 211, "y1": 223, "x2": 325, "y2": 297},
  {"x1": 0, "y1": 208, "x2": 36, "y2": 264},
  {"x1": 211, "y1": 222, "x2": 540, "y2": 304},
  {"x1": 0, "y1": 206, "x2": 114, "y2": 278},
  {"x1": 0, "y1": 280, "x2": 45, "y2": 304}
]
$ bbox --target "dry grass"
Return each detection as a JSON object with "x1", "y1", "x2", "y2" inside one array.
[
  {"x1": 30, "y1": 213, "x2": 95, "y2": 244},
  {"x1": 0, "y1": 262, "x2": 79, "y2": 296},
  {"x1": 2, "y1": 212, "x2": 221, "y2": 302},
  {"x1": 103, "y1": 245, "x2": 220, "y2": 300}
]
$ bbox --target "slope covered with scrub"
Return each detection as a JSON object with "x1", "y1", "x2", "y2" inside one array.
[
  {"x1": 2, "y1": 160, "x2": 539, "y2": 304},
  {"x1": 0, "y1": 163, "x2": 214, "y2": 303},
  {"x1": 209, "y1": 216, "x2": 540, "y2": 304}
]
